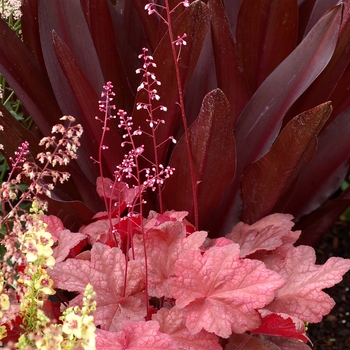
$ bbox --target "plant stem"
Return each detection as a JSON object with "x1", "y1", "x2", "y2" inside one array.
[{"x1": 164, "y1": 0, "x2": 199, "y2": 229}]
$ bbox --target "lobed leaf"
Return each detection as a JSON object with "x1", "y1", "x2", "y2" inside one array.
[
  {"x1": 263, "y1": 245, "x2": 350, "y2": 322},
  {"x1": 226, "y1": 213, "x2": 300, "y2": 258},
  {"x1": 49, "y1": 243, "x2": 146, "y2": 331},
  {"x1": 96, "y1": 321, "x2": 177, "y2": 350},
  {"x1": 169, "y1": 243, "x2": 285, "y2": 338},
  {"x1": 133, "y1": 216, "x2": 206, "y2": 298},
  {"x1": 153, "y1": 307, "x2": 221, "y2": 350}
]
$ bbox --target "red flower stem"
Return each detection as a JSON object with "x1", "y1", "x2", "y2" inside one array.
[
  {"x1": 145, "y1": 69, "x2": 163, "y2": 213},
  {"x1": 126, "y1": 127, "x2": 150, "y2": 319},
  {"x1": 164, "y1": 0, "x2": 199, "y2": 229},
  {"x1": 98, "y1": 105, "x2": 117, "y2": 246}
]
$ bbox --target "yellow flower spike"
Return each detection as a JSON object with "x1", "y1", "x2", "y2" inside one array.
[
  {"x1": 34, "y1": 273, "x2": 55, "y2": 296},
  {"x1": 0, "y1": 325, "x2": 7, "y2": 341},
  {"x1": 62, "y1": 312, "x2": 83, "y2": 339},
  {"x1": 0, "y1": 293, "x2": 10, "y2": 311}
]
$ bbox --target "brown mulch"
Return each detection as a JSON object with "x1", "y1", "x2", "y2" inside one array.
[{"x1": 307, "y1": 220, "x2": 350, "y2": 349}]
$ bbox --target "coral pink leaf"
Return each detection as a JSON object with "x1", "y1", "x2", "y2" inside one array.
[
  {"x1": 134, "y1": 219, "x2": 206, "y2": 298},
  {"x1": 49, "y1": 243, "x2": 146, "y2": 331},
  {"x1": 40, "y1": 215, "x2": 65, "y2": 241},
  {"x1": 153, "y1": 307, "x2": 221, "y2": 350},
  {"x1": 53, "y1": 229, "x2": 87, "y2": 263},
  {"x1": 96, "y1": 177, "x2": 137, "y2": 209},
  {"x1": 252, "y1": 313, "x2": 310, "y2": 343},
  {"x1": 263, "y1": 245, "x2": 350, "y2": 322},
  {"x1": 169, "y1": 244, "x2": 285, "y2": 338},
  {"x1": 226, "y1": 213, "x2": 301, "y2": 257},
  {"x1": 95, "y1": 321, "x2": 177, "y2": 350}
]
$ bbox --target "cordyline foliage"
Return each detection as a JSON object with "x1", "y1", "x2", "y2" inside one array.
[{"x1": 1, "y1": 2, "x2": 350, "y2": 241}]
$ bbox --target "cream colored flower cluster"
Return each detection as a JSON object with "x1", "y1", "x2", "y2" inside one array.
[
  {"x1": 0, "y1": 0, "x2": 22, "y2": 21},
  {"x1": 0, "y1": 274, "x2": 10, "y2": 340},
  {"x1": 27, "y1": 284, "x2": 97, "y2": 350}
]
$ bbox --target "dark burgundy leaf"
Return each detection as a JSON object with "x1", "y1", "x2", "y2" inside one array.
[
  {"x1": 0, "y1": 17, "x2": 61, "y2": 136},
  {"x1": 241, "y1": 102, "x2": 332, "y2": 224},
  {"x1": 52, "y1": 32, "x2": 124, "y2": 179},
  {"x1": 281, "y1": 105, "x2": 350, "y2": 221},
  {"x1": 162, "y1": 89, "x2": 235, "y2": 229},
  {"x1": 236, "y1": 0, "x2": 298, "y2": 93},
  {"x1": 303, "y1": 0, "x2": 340, "y2": 36},
  {"x1": 21, "y1": 0, "x2": 46, "y2": 71},
  {"x1": 286, "y1": 0, "x2": 350, "y2": 127},
  {"x1": 82, "y1": 0, "x2": 134, "y2": 114},
  {"x1": 296, "y1": 186, "x2": 350, "y2": 246},
  {"x1": 209, "y1": 0, "x2": 251, "y2": 126},
  {"x1": 209, "y1": 5, "x2": 341, "y2": 236}
]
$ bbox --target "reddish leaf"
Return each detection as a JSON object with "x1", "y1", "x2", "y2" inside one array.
[
  {"x1": 209, "y1": 0, "x2": 251, "y2": 125},
  {"x1": 21, "y1": 0, "x2": 46, "y2": 71},
  {"x1": 0, "y1": 17, "x2": 61, "y2": 135},
  {"x1": 241, "y1": 102, "x2": 332, "y2": 223},
  {"x1": 263, "y1": 245, "x2": 350, "y2": 322},
  {"x1": 281, "y1": 105, "x2": 350, "y2": 220},
  {"x1": 162, "y1": 89, "x2": 235, "y2": 228},
  {"x1": 236, "y1": 0, "x2": 298, "y2": 93},
  {"x1": 49, "y1": 243, "x2": 146, "y2": 331},
  {"x1": 211, "y1": 5, "x2": 342, "y2": 236},
  {"x1": 226, "y1": 214, "x2": 300, "y2": 258},
  {"x1": 96, "y1": 321, "x2": 177, "y2": 350},
  {"x1": 52, "y1": 32, "x2": 123, "y2": 177},
  {"x1": 287, "y1": 0, "x2": 350, "y2": 126},
  {"x1": 252, "y1": 313, "x2": 309, "y2": 343},
  {"x1": 303, "y1": 0, "x2": 340, "y2": 36},
  {"x1": 296, "y1": 186, "x2": 350, "y2": 246},
  {"x1": 81, "y1": 0, "x2": 134, "y2": 113},
  {"x1": 153, "y1": 307, "x2": 221, "y2": 350},
  {"x1": 168, "y1": 244, "x2": 285, "y2": 338},
  {"x1": 225, "y1": 333, "x2": 312, "y2": 350}
]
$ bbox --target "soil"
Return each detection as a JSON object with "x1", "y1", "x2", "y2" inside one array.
[{"x1": 307, "y1": 220, "x2": 350, "y2": 349}]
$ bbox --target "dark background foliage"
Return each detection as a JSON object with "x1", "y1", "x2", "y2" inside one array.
[{"x1": 1, "y1": 0, "x2": 350, "y2": 246}]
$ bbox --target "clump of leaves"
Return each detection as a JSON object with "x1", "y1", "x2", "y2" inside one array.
[{"x1": 1, "y1": 0, "x2": 350, "y2": 246}]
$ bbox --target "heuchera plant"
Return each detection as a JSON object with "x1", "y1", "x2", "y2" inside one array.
[{"x1": 0, "y1": 0, "x2": 350, "y2": 349}]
